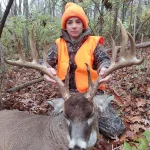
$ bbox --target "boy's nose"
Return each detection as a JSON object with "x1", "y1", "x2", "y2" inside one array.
[{"x1": 72, "y1": 23, "x2": 77, "y2": 28}]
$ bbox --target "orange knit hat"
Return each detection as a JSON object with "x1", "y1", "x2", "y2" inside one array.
[{"x1": 61, "y1": 2, "x2": 88, "y2": 30}]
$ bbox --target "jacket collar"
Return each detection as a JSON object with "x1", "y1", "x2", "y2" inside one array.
[{"x1": 60, "y1": 28, "x2": 91, "y2": 45}]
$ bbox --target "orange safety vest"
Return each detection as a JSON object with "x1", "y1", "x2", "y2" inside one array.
[{"x1": 56, "y1": 36, "x2": 105, "y2": 93}]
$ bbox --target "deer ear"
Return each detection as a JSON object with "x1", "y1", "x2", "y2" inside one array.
[
  {"x1": 93, "y1": 95, "x2": 114, "y2": 112},
  {"x1": 48, "y1": 98, "x2": 64, "y2": 115}
]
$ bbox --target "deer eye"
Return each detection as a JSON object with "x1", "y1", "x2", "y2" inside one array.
[{"x1": 87, "y1": 113, "x2": 94, "y2": 125}]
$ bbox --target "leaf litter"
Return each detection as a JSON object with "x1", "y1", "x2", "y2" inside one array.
[{"x1": 1, "y1": 48, "x2": 150, "y2": 150}]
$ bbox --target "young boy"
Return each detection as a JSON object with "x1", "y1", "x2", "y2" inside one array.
[{"x1": 44, "y1": 2, "x2": 125, "y2": 138}]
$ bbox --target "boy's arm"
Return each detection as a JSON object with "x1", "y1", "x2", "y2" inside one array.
[
  {"x1": 93, "y1": 43, "x2": 111, "y2": 73},
  {"x1": 43, "y1": 44, "x2": 58, "y2": 83},
  {"x1": 47, "y1": 44, "x2": 58, "y2": 67}
]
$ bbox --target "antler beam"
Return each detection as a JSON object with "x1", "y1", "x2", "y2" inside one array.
[
  {"x1": 4, "y1": 27, "x2": 70, "y2": 100},
  {"x1": 85, "y1": 18, "x2": 144, "y2": 100}
]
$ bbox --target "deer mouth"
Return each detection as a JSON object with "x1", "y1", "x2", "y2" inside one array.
[
  {"x1": 68, "y1": 139, "x2": 87, "y2": 150},
  {"x1": 68, "y1": 128, "x2": 97, "y2": 150}
]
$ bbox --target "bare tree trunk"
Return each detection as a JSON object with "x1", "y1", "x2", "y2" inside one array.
[
  {"x1": 129, "y1": 0, "x2": 133, "y2": 33},
  {"x1": 121, "y1": 1, "x2": 125, "y2": 23},
  {"x1": 10, "y1": 0, "x2": 17, "y2": 16},
  {"x1": 109, "y1": 11, "x2": 112, "y2": 32},
  {"x1": 52, "y1": 3, "x2": 55, "y2": 17},
  {"x1": 0, "y1": 0, "x2": 14, "y2": 110},
  {"x1": 61, "y1": 0, "x2": 66, "y2": 14},
  {"x1": 93, "y1": 1, "x2": 99, "y2": 21},
  {"x1": 14, "y1": 0, "x2": 17, "y2": 16},
  {"x1": 0, "y1": 0, "x2": 14, "y2": 37},
  {"x1": 135, "y1": 15, "x2": 150, "y2": 38},
  {"x1": 133, "y1": 10, "x2": 137, "y2": 40},
  {"x1": 0, "y1": 3, "x2": 2, "y2": 18},
  {"x1": 99, "y1": 2, "x2": 104, "y2": 35},
  {"x1": 18, "y1": 0, "x2": 22, "y2": 15},
  {"x1": 48, "y1": 0, "x2": 52, "y2": 15},
  {"x1": 112, "y1": 7, "x2": 119, "y2": 38},
  {"x1": 51, "y1": 0, "x2": 57, "y2": 17},
  {"x1": 135, "y1": 0, "x2": 143, "y2": 41},
  {"x1": 0, "y1": 41, "x2": 5, "y2": 110},
  {"x1": 23, "y1": 0, "x2": 29, "y2": 54}
]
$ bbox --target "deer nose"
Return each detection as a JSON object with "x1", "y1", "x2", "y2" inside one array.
[{"x1": 68, "y1": 145, "x2": 86, "y2": 150}]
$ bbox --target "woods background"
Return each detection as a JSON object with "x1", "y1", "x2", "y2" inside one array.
[
  {"x1": 0, "y1": 0, "x2": 150, "y2": 54},
  {"x1": 0, "y1": 0, "x2": 150, "y2": 149}
]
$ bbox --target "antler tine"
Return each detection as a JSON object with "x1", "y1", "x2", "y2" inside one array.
[
  {"x1": 85, "y1": 18, "x2": 144, "y2": 100},
  {"x1": 85, "y1": 32, "x2": 120, "y2": 100},
  {"x1": 101, "y1": 18, "x2": 144, "y2": 78},
  {"x1": 107, "y1": 32, "x2": 119, "y2": 65},
  {"x1": 127, "y1": 32, "x2": 144, "y2": 64},
  {"x1": 84, "y1": 63, "x2": 98, "y2": 100},
  {"x1": 85, "y1": 63, "x2": 93, "y2": 88},
  {"x1": 30, "y1": 26, "x2": 39, "y2": 63},
  {"x1": 5, "y1": 28, "x2": 71, "y2": 101},
  {"x1": 118, "y1": 18, "x2": 128, "y2": 62}
]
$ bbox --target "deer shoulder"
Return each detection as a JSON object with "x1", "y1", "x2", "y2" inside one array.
[{"x1": 0, "y1": 109, "x2": 68, "y2": 150}]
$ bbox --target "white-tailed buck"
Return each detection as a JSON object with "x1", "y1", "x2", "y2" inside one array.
[{"x1": 0, "y1": 19, "x2": 143, "y2": 150}]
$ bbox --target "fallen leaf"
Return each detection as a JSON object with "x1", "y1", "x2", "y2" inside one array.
[{"x1": 108, "y1": 87, "x2": 124, "y2": 106}]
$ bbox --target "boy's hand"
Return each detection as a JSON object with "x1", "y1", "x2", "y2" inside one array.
[
  {"x1": 99, "y1": 67, "x2": 111, "y2": 83},
  {"x1": 43, "y1": 68, "x2": 57, "y2": 83}
]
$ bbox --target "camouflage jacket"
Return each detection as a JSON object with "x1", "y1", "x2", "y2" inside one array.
[{"x1": 47, "y1": 28, "x2": 110, "y2": 90}]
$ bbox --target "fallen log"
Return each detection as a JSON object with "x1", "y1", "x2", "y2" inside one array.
[
  {"x1": 106, "y1": 41, "x2": 150, "y2": 53},
  {"x1": 7, "y1": 77, "x2": 44, "y2": 92}
]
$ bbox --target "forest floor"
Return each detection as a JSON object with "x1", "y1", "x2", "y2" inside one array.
[{"x1": 1, "y1": 47, "x2": 150, "y2": 150}]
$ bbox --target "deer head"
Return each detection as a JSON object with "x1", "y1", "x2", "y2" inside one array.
[{"x1": 4, "y1": 19, "x2": 143, "y2": 150}]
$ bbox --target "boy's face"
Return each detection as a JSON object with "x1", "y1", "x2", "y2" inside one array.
[{"x1": 66, "y1": 17, "x2": 83, "y2": 41}]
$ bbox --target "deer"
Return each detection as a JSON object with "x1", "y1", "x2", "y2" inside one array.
[{"x1": 0, "y1": 19, "x2": 143, "y2": 150}]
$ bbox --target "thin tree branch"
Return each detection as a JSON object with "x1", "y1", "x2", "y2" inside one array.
[
  {"x1": 105, "y1": 41, "x2": 150, "y2": 53},
  {"x1": 135, "y1": 15, "x2": 150, "y2": 38},
  {"x1": 0, "y1": 41, "x2": 5, "y2": 110},
  {"x1": 0, "y1": 0, "x2": 14, "y2": 109},
  {"x1": 0, "y1": 0, "x2": 14, "y2": 38},
  {"x1": 7, "y1": 77, "x2": 44, "y2": 92}
]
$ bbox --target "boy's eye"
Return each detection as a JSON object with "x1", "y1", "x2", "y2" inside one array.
[
  {"x1": 66, "y1": 21, "x2": 72, "y2": 24},
  {"x1": 76, "y1": 20, "x2": 81, "y2": 23}
]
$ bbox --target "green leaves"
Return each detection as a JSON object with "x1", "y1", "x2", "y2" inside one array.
[
  {"x1": 124, "y1": 141, "x2": 131, "y2": 150},
  {"x1": 1, "y1": 13, "x2": 61, "y2": 57},
  {"x1": 143, "y1": 131, "x2": 150, "y2": 141},
  {"x1": 138, "y1": 138, "x2": 147, "y2": 150},
  {"x1": 123, "y1": 131, "x2": 150, "y2": 150}
]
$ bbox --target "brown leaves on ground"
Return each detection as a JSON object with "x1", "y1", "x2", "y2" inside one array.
[
  {"x1": 2, "y1": 48, "x2": 150, "y2": 150},
  {"x1": 2, "y1": 66, "x2": 61, "y2": 115},
  {"x1": 93, "y1": 47, "x2": 150, "y2": 149}
]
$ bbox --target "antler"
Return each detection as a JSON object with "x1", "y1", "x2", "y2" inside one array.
[
  {"x1": 85, "y1": 18, "x2": 144, "y2": 100},
  {"x1": 4, "y1": 27, "x2": 70, "y2": 100}
]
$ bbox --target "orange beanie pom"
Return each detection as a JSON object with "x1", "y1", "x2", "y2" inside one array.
[{"x1": 61, "y1": 2, "x2": 88, "y2": 30}]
